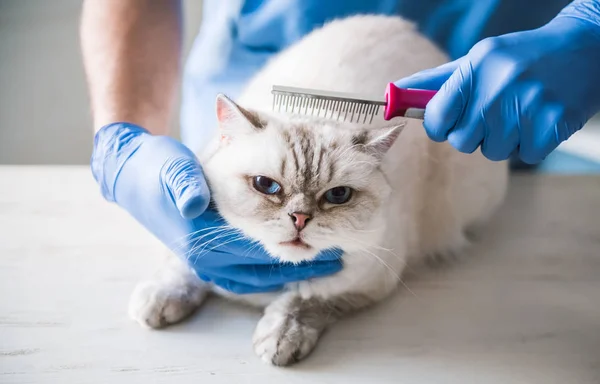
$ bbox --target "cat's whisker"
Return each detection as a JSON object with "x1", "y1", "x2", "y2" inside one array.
[
  {"x1": 337, "y1": 232, "x2": 417, "y2": 276},
  {"x1": 183, "y1": 228, "x2": 245, "y2": 262},
  {"x1": 337, "y1": 233, "x2": 395, "y2": 253},
  {"x1": 338, "y1": 233, "x2": 416, "y2": 273},
  {"x1": 189, "y1": 228, "x2": 246, "y2": 256},
  {"x1": 191, "y1": 235, "x2": 252, "y2": 264},
  {"x1": 350, "y1": 245, "x2": 416, "y2": 297},
  {"x1": 347, "y1": 227, "x2": 380, "y2": 233},
  {"x1": 170, "y1": 225, "x2": 236, "y2": 250},
  {"x1": 241, "y1": 240, "x2": 264, "y2": 258},
  {"x1": 197, "y1": 234, "x2": 249, "y2": 254},
  {"x1": 186, "y1": 235, "x2": 240, "y2": 265},
  {"x1": 170, "y1": 227, "x2": 223, "y2": 250},
  {"x1": 175, "y1": 226, "x2": 241, "y2": 256},
  {"x1": 237, "y1": 236, "x2": 263, "y2": 256},
  {"x1": 178, "y1": 228, "x2": 237, "y2": 251},
  {"x1": 188, "y1": 233, "x2": 248, "y2": 265}
]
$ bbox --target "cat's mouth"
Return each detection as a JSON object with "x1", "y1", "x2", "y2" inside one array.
[{"x1": 279, "y1": 237, "x2": 312, "y2": 249}]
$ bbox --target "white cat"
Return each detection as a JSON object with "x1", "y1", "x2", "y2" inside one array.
[{"x1": 128, "y1": 15, "x2": 509, "y2": 366}]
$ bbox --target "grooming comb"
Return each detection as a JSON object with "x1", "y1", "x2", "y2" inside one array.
[{"x1": 271, "y1": 83, "x2": 436, "y2": 123}]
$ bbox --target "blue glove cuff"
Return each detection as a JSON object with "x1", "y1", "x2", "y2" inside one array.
[
  {"x1": 91, "y1": 122, "x2": 149, "y2": 202},
  {"x1": 556, "y1": 0, "x2": 600, "y2": 30}
]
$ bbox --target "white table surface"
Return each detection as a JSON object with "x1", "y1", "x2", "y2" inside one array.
[{"x1": 1, "y1": 166, "x2": 600, "y2": 384}]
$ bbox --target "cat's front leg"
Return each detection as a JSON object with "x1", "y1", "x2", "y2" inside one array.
[
  {"x1": 252, "y1": 247, "x2": 407, "y2": 366},
  {"x1": 252, "y1": 290, "x2": 373, "y2": 366},
  {"x1": 128, "y1": 254, "x2": 209, "y2": 329}
]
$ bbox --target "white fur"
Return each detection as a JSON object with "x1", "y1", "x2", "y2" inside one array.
[{"x1": 129, "y1": 15, "x2": 509, "y2": 365}]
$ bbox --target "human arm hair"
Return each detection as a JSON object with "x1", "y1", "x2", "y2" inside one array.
[{"x1": 80, "y1": 0, "x2": 182, "y2": 134}]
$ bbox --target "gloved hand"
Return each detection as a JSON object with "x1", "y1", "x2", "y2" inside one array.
[
  {"x1": 394, "y1": 0, "x2": 600, "y2": 164},
  {"x1": 91, "y1": 122, "x2": 342, "y2": 294}
]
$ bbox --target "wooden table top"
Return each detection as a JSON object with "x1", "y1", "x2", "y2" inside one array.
[{"x1": 1, "y1": 166, "x2": 599, "y2": 383}]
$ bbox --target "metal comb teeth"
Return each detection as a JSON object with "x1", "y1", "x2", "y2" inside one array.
[{"x1": 271, "y1": 85, "x2": 386, "y2": 124}]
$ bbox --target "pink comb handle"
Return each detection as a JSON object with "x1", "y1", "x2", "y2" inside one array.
[{"x1": 384, "y1": 82, "x2": 437, "y2": 120}]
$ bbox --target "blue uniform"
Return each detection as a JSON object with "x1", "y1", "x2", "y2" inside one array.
[{"x1": 180, "y1": 0, "x2": 570, "y2": 150}]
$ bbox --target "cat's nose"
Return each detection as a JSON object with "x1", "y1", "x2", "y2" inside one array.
[{"x1": 289, "y1": 212, "x2": 312, "y2": 231}]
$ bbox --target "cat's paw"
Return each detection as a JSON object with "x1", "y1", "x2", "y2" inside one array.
[
  {"x1": 252, "y1": 306, "x2": 322, "y2": 366},
  {"x1": 128, "y1": 280, "x2": 207, "y2": 329}
]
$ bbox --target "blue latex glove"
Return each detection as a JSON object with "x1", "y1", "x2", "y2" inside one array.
[
  {"x1": 91, "y1": 122, "x2": 342, "y2": 294},
  {"x1": 394, "y1": 0, "x2": 600, "y2": 164}
]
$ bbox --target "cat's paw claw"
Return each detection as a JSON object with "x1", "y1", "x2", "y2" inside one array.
[
  {"x1": 128, "y1": 281, "x2": 206, "y2": 329},
  {"x1": 252, "y1": 312, "x2": 321, "y2": 366}
]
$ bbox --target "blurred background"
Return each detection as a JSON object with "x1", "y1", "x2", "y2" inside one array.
[
  {"x1": 0, "y1": 0, "x2": 202, "y2": 164},
  {"x1": 0, "y1": 0, "x2": 599, "y2": 172}
]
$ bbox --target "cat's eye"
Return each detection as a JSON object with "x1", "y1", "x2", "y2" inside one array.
[
  {"x1": 252, "y1": 176, "x2": 282, "y2": 195},
  {"x1": 324, "y1": 186, "x2": 353, "y2": 204}
]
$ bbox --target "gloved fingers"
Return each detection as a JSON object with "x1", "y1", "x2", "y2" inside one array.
[
  {"x1": 447, "y1": 120, "x2": 485, "y2": 154},
  {"x1": 276, "y1": 259, "x2": 344, "y2": 281},
  {"x1": 393, "y1": 59, "x2": 461, "y2": 90},
  {"x1": 193, "y1": 267, "x2": 283, "y2": 294},
  {"x1": 246, "y1": 260, "x2": 343, "y2": 286},
  {"x1": 162, "y1": 156, "x2": 211, "y2": 220},
  {"x1": 554, "y1": 110, "x2": 584, "y2": 144},
  {"x1": 91, "y1": 122, "x2": 149, "y2": 201},
  {"x1": 481, "y1": 83, "x2": 542, "y2": 161},
  {"x1": 313, "y1": 247, "x2": 344, "y2": 261},
  {"x1": 204, "y1": 259, "x2": 343, "y2": 288},
  {"x1": 520, "y1": 102, "x2": 564, "y2": 164},
  {"x1": 183, "y1": 227, "x2": 278, "y2": 265},
  {"x1": 445, "y1": 88, "x2": 485, "y2": 154},
  {"x1": 211, "y1": 278, "x2": 284, "y2": 295},
  {"x1": 480, "y1": 126, "x2": 519, "y2": 161},
  {"x1": 423, "y1": 60, "x2": 472, "y2": 142}
]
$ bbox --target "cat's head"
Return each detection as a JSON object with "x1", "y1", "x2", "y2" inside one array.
[{"x1": 202, "y1": 94, "x2": 404, "y2": 263}]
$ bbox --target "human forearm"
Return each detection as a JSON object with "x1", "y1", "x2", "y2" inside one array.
[{"x1": 80, "y1": 0, "x2": 182, "y2": 134}]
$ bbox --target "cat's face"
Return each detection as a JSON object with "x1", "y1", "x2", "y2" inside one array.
[{"x1": 203, "y1": 95, "x2": 403, "y2": 263}]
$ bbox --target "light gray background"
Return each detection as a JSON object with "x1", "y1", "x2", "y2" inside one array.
[{"x1": 0, "y1": 0, "x2": 203, "y2": 165}]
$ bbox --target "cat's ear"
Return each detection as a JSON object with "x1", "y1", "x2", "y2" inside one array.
[
  {"x1": 354, "y1": 124, "x2": 405, "y2": 160},
  {"x1": 215, "y1": 94, "x2": 265, "y2": 144}
]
